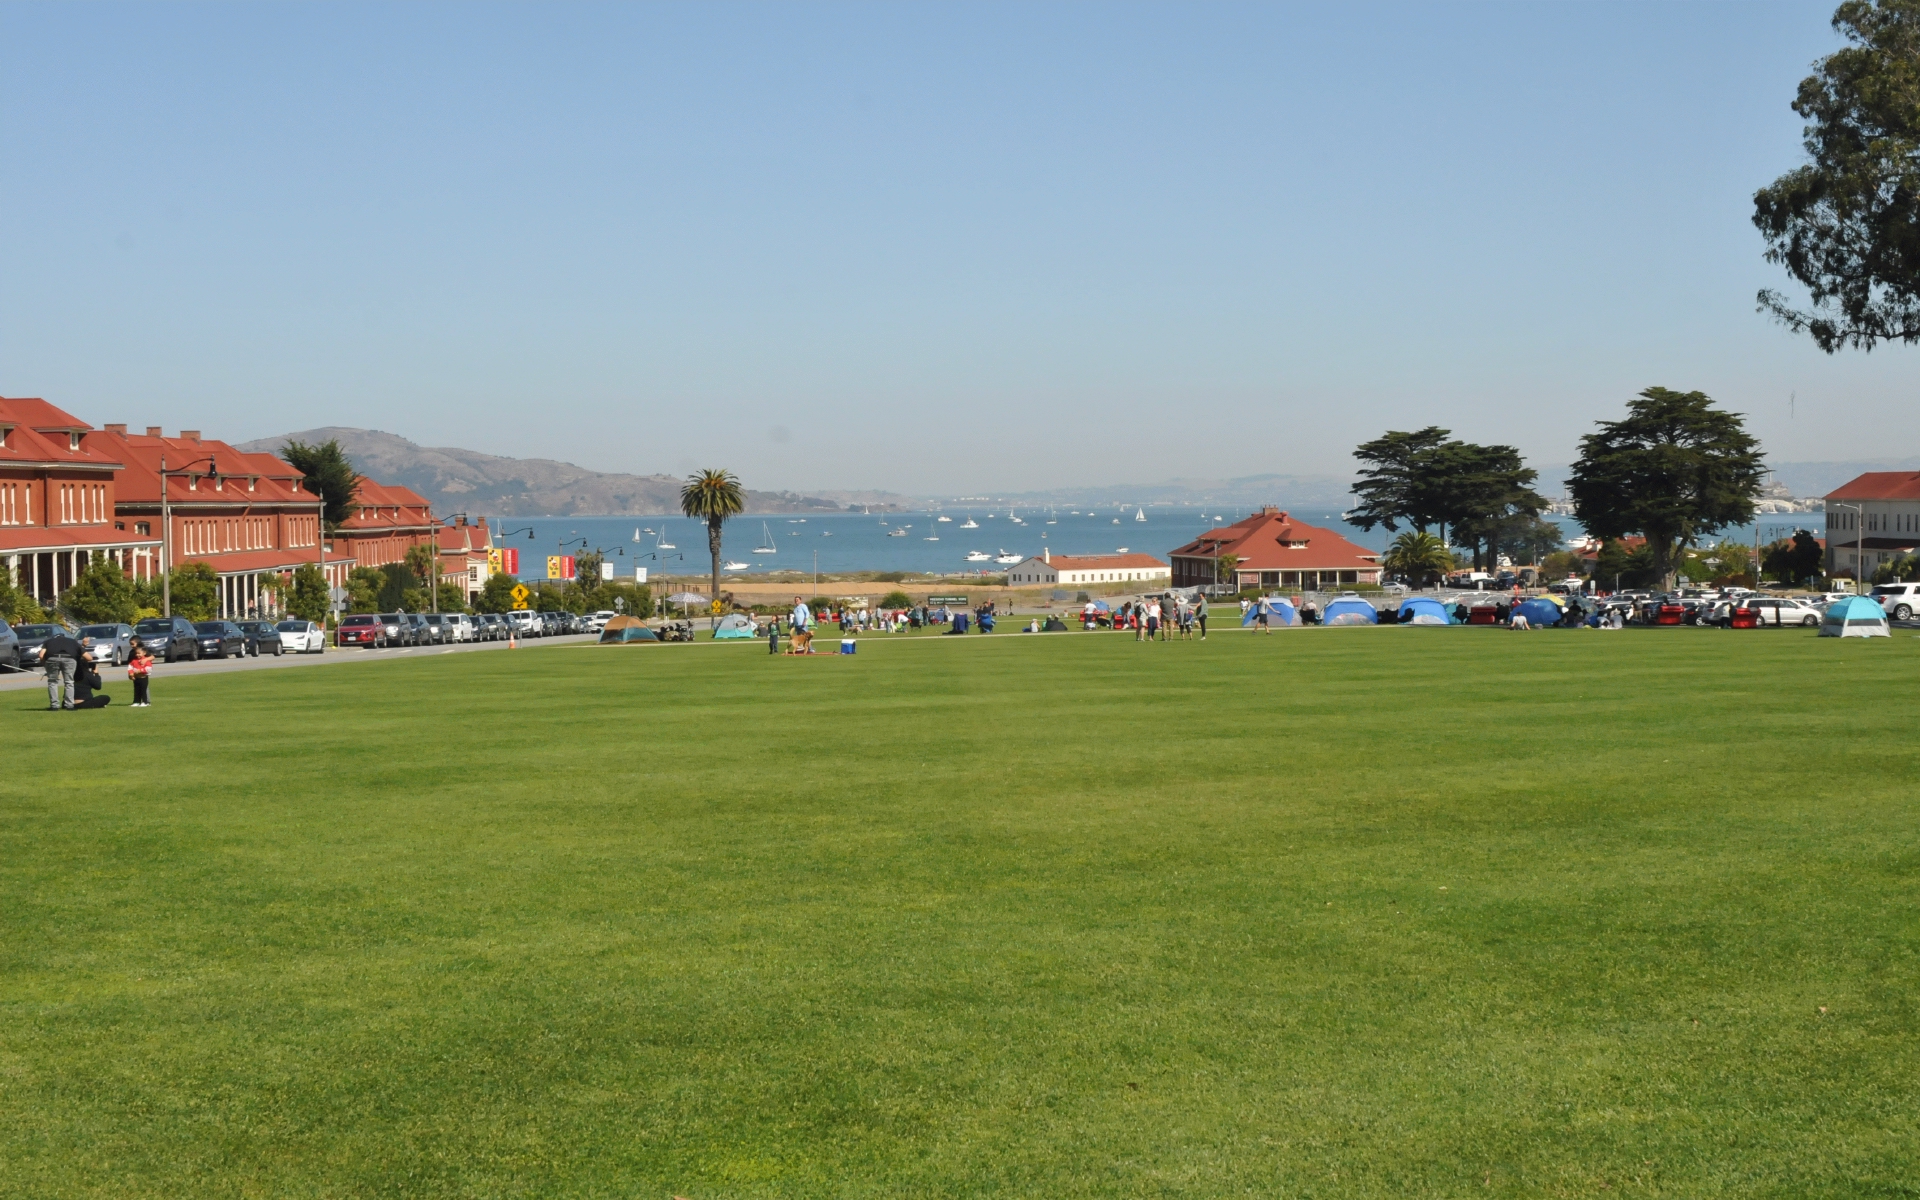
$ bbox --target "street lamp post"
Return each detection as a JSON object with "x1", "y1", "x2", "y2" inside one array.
[{"x1": 157, "y1": 455, "x2": 217, "y2": 618}]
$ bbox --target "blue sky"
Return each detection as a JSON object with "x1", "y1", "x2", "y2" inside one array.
[{"x1": 1, "y1": 2, "x2": 1907, "y2": 494}]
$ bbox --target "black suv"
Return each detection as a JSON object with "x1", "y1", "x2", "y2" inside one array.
[
  {"x1": 134, "y1": 616, "x2": 202, "y2": 662},
  {"x1": 192, "y1": 621, "x2": 248, "y2": 659},
  {"x1": 232, "y1": 619, "x2": 285, "y2": 656},
  {"x1": 377, "y1": 613, "x2": 416, "y2": 647}
]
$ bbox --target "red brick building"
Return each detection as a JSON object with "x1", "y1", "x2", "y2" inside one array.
[
  {"x1": 1168, "y1": 507, "x2": 1381, "y2": 589},
  {"x1": 0, "y1": 396, "x2": 163, "y2": 603}
]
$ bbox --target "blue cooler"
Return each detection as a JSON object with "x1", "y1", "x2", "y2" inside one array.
[{"x1": 840, "y1": 638, "x2": 857, "y2": 655}]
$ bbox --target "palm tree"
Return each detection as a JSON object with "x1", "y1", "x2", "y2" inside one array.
[
  {"x1": 680, "y1": 469, "x2": 745, "y2": 611},
  {"x1": 1381, "y1": 530, "x2": 1453, "y2": 589}
]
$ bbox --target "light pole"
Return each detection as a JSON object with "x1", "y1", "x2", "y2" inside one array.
[
  {"x1": 157, "y1": 455, "x2": 217, "y2": 618},
  {"x1": 1829, "y1": 502, "x2": 1865, "y2": 592}
]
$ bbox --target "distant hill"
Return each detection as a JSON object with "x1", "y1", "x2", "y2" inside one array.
[{"x1": 237, "y1": 428, "x2": 871, "y2": 517}]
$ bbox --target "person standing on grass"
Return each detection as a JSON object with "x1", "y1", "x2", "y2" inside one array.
[
  {"x1": 1145, "y1": 598, "x2": 1161, "y2": 641},
  {"x1": 39, "y1": 628, "x2": 83, "y2": 711},
  {"x1": 1254, "y1": 594, "x2": 1272, "y2": 633},
  {"x1": 1195, "y1": 593, "x2": 1208, "y2": 640},
  {"x1": 791, "y1": 596, "x2": 811, "y2": 635},
  {"x1": 128, "y1": 639, "x2": 154, "y2": 706}
]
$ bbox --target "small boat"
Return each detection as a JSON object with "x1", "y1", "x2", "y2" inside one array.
[
  {"x1": 656, "y1": 524, "x2": 676, "y2": 550},
  {"x1": 887, "y1": 529, "x2": 908, "y2": 537},
  {"x1": 995, "y1": 550, "x2": 1022, "y2": 565},
  {"x1": 936, "y1": 514, "x2": 952, "y2": 523},
  {"x1": 1116, "y1": 547, "x2": 1129, "y2": 553},
  {"x1": 752, "y1": 522, "x2": 778, "y2": 554},
  {"x1": 1135, "y1": 507, "x2": 1146, "y2": 522},
  {"x1": 962, "y1": 518, "x2": 979, "y2": 529},
  {"x1": 1111, "y1": 518, "x2": 1121, "y2": 524},
  {"x1": 820, "y1": 531, "x2": 832, "y2": 537},
  {"x1": 924, "y1": 536, "x2": 940, "y2": 541},
  {"x1": 965, "y1": 551, "x2": 992, "y2": 562},
  {"x1": 723, "y1": 560, "x2": 750, "y2": 572}
]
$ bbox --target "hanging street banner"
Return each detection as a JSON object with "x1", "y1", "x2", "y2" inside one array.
[
  {"x1": 499, "y1": 547, "x2": 519, "y2": 575},
  {"x1": 546, "y1": 555, "x2": 576, "y2": 581}
]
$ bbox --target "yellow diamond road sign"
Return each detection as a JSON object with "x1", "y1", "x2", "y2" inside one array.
[{"x1": 510, "y1": 584, "x2": 530, "y2": 603}]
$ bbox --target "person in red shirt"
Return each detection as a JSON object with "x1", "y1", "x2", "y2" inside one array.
[{"x1": 127, "y1": 640, "x2": 155, "y2": 708}]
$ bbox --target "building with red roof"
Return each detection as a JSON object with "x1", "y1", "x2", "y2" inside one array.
[
  {"x1": 0, "y1": 396, "x2": 162, "y2": 602},
  {"x1": 1167, "y1": 507, "x2": 1381, "y2": 589},
  {"x1": 1824, "y1": 472, "x2": 1920, "y2": 579}
]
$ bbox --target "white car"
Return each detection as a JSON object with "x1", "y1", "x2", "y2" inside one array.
[
  {"x1": 1710, "y1": 597, "x2": 1822, "y2": 627},
  {"x1": 587, "y1": 610, "x2": 615, "y2": 632},
  {"x1": 1868, "y1": 582, "x2": 1920, "y2": 620},
  {"x1": 276, "y1": 619, "x2": 327, "y2": 653}
]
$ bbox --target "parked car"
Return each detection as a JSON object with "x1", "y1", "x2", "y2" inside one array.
[
  {"x1": 407, "y1": 613, "x2": 440, "y2": 645},
  {"x1": 78, "y1": 623, "x2": 134, "y2": 666},
  {"x1": 507, "y1": 610, "x2": 539, "y2": 638},
  {"x1": 233, "y1": 619, "x2": 285, "y2": 656},
  {"x1": 193, "y1": 621, "x2": 247, "y2": 659},
  {"x1": 480, "y1": 613, "x2": 506, "y2": 640},
  {"x1": 277, "y1": 619, "x2": 327, "y2": 654},
  {"x1": 336, "y1": 613, "x2": 387, "y2": 648},
  {"x1": 420, "y1": 613, "x2": 451, "y2": 643},
  {"x1": 1869, "y1": 582, "x2": 1920, "y2": 620},
  {"x1": 377, "y1": 613, "x2": 416, "y2": 646},
  {"x1": 0, "y1": 620, "x2": 20, "y2": 671},
  {"x1": 15, "y1": 621, "x2": 79, "y2": 668},
  {"x1": 133, "y1": 616, "x2": 201, "y2": 662},
  {"x1": 446, "y1": 613, "x2": 477, "y2": 642}
]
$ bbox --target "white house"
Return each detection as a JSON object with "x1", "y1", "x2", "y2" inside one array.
[{"x1": 1006, "y1": 548, "x2": 1171, "y2": 587}]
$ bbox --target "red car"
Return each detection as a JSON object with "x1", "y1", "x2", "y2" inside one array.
[{"x1": 336, "y1": 614, "x2": 387, "y2": 648}]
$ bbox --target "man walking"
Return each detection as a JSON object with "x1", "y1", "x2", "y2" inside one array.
[
  {"x1": 40, "y1": 628, "x2": 84, "y2": 711},
  {"x1": 1255, "y1": 594, "x2": 1273, "y2": 634},
  {"x1": 1195, "y1": 594, "x2": 1208, "y2": 639}
]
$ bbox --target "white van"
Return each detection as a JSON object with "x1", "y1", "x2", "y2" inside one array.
[
  {"x1": 507, "y1": 610, "x2": 540, "y2": 637},
  {"x1": 443, "y1": 613, "x2": 475, "y2": 642}
]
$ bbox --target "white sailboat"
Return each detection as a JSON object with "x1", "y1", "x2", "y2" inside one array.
[
  {"x1": 656, "y1": 524, "x2": 676, "y2": 550},
  {"x1": 1134, "y1": 507, "x2": 1146, "y2": 522},
  {"x1": 924, "y1": 535, "x2": 940, "y2": 541},
  {"x1": 752, "y1": 522, "x2": 778, "y2": 554}
]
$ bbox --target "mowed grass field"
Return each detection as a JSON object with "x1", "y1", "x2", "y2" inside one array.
[{"x1": 3, "y1": 626, "x2": 1916, "y2": 1198}]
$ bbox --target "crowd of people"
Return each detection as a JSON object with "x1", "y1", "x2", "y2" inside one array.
[{"x1": 1082, "y1": 594, "x2": 1210, "y2": 640}]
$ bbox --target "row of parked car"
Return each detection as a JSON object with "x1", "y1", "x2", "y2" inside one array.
[
  {"x1": 333, "y1": 609, "x2": 618, "y2": 648},
  {"x1": 0, "y1": 616, "x2": 330, "y2": 669}
]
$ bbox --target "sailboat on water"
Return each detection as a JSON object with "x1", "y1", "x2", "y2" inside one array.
[
  {"x1": 656, "y1": 524, "x2": 676, "y2": 550},
  {"x1": 752, "y1": 522, "x2": 778, "y2": 554},
  {"x1": 1135, "y1": 507, "x2": 1147, "y2": 522}
]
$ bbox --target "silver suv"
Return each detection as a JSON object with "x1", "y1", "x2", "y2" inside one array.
[{"x1": 1869, "y1": 582, "x2": 1920, "y2": 620}]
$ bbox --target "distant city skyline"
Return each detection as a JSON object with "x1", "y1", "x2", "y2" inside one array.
[{"x1": 3, "y1": 1, "x2": 1913, "y2": 495}]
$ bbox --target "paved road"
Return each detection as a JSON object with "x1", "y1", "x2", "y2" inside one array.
[{"x1": 0, "y1": 633, "x2": 600, "y2": 692}]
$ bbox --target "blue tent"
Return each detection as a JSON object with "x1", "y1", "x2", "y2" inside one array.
[
  {"x1": 1322, "y1": 597, "x2": 1377, "y2": 626},
  {"x1": 1241, "y1": 597, "x2": 1297, "y2": 626},
  {"x1": 1397, "y1": 596, "x2": 1454, "y2": 625},
  {"x1": 712, "y1": 613, "x2": 759, "y2": 639},
  {"x1": 1514, "y1": 597, "x2": 1564, "y2": 627},
  {"x1": 1820, "y1": 595, "x2": 1890, "y2": 638}
]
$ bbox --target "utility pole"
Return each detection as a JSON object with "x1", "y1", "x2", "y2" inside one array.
[{"x1": 1831, "y1": 501, "x2": 1865, "y2": 593}]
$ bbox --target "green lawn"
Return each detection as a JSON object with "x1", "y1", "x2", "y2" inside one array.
[{"x1": 3, "y1": 628, "x2": 1916, "y2": 1198}]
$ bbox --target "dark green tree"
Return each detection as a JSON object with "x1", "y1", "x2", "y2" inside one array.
[
  {"x1": 476, "y1": 571, "x2": 519, "y2": 614},
  {"x1": 1431, "y1": 443, "x2": 1547, "y2": 569},
  {"x1": 1593, "y1": 539, "x2": 1659, "y2": 590},
  {"x1": 286, "y1": 563, "x2": 330, "y2": 623},
  {"x1": 0, "y1": 563, "x2": 39, "y2": 624},
  {"x1": 1762, "y1": 529, "x2": 1828, "y2": 585},
  {"x1": 167, "y1": 562, "x2": 220, "y2": 621},
  {"x1": 59, "y1": 555, "x2": 137, "y2": 624},
  {"x1": 1350, "y1": 427, "x2": 1455, "y2": 533},
  {"x1": 680, "y1": 468, "x2": 745, "y2": 611},
  {"x1": 379, "y1": 562, "x2": 415, "y2": 610},
  {"x1": 1569, "y1": 388, "x2": 1765, "y2": 587},
  {"x1": 280, "y1": 439, "x2": 362, "y2": 530},
  {"x1": 1755, "y1": 0, "x2": 1920, "y2": 351},
  {"x1": 1380, "y1": 531, "x2": 1453, "y2": 588},
  {"x1": 346, "y1": 566, "x2": 385, "y2": 614}
]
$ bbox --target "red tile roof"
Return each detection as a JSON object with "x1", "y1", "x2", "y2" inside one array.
[
  {"x1": 0, "y1": 397, "x2": 123, "y2": 470},
  {"x1": 0, "y1": 525, "x2": 159, "y2": 551},
  {"x1": 177, "y1": 548, "x2": 351, "y2": 575},
  {"x1": 1168, "y1": 507, "x2": 1380, "y2": 571},
  {"x1": 1826, "y1": 472, "x2": 1920, "y2": 501}
]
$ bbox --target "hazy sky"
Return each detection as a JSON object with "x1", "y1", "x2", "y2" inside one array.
[{"x1": 2, "y1": 2, "x2": 1910, "y2": 495}]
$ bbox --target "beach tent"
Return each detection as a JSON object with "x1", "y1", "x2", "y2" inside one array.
[
  {"x1": 1514, "y1": 597, "x2": 1565, "y2": 627},
  {"x1": 1321, "y1": 597, "x2": 1377, "y2": 626},
  {"x1": 598, "y1": 615, "x2": 660, "y2": 643},
  {"x1": 1241, "y1": 597, "x2": 1298, "y2": 627},
  {"x1": 1397, "y1": 596, "x2": 1454, "y2": 625},
  {"x1": 1820, "y1": 595, "x2": 1890, "y2": 638},
  {"x1": 712, "y1": 613, "x2": 759, "y2": 639}
]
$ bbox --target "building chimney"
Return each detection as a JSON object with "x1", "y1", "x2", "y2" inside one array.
[
  {"x1": 181, "y1": 430, "x2": 200, "y2": 442},
  {"x1": 1043, "y1": 546, "x2": 1050, "y2": 564},
  {"x1": 146, "y1": 426, "x2": 163, "y2": 437},
  {"x1": 104, "y1": 424, "x2": 127, "y2": 435}
]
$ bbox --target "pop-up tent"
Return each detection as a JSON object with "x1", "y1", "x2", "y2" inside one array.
[
  {"x1": 1514, "y1": 597, "x2": 1564, "y2": 627},
  {"x1": 1321, "y1": 597, "x2": 1377, "y2": 626},
  {"x1": 1397, "y1": 596, "x2": 1454, "y2": 625},
  {"x1": 1820, "y1": 595, "x2": 1890, "y2": 638},
  {"x1": 599, "y1": 615, "x2": 660, "y2": 643},
  {"x1": 712, "y1": 613, "x2": 759, "y2": 639},
  {"x1": 1241, "y1": 597, "x2": 1298, "y2": 627}
]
